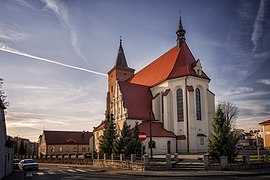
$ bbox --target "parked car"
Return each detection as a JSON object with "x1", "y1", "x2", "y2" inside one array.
[
  {"x1": 18, "y1": 159, "x2": 39, "y2": 171},
  {"x1": 13, "y1": 159, "x2": 20, "y2": 169}
]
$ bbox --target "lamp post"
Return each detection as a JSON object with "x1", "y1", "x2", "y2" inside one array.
[
  {"x1": 149, "y1": 120, "x2": 153, "y2": 160},
  {"x1": 256, "y1": 131, "x2": 260, "y2": 160},
  {"x1": 149, "y1": 112, "x2": 153, "y2": 160}
]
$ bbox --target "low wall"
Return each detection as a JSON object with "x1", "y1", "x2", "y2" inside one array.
[
  {"x1": 93, "y1": 159, "x2": 144, "y2": 171},
  {"x1": 208, "y1": 162, "x2": 270, "y2": 171},
  {"x1": 38, "y1": 158, "x2": 93, "y2": 165}
]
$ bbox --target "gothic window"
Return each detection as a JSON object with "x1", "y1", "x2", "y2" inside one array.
[
  {"x1": 196, "y1": 88, "x2": 202, "y2": 120},
  {"x1": 176, "y1": 89, "x2": 184, "y2": 122}
]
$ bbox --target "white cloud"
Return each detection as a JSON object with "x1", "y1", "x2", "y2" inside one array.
[
  {"x1": 14, "y1": 0, "x2": 40, "y2": 12},
  {"x1": 42, "y1": 0, "x2": 89, "y2": 65},
  {"x1": 6, "y1": 111, "x2": 103, "y2": 141},
  {"x1": 0, "y1": 24, "x2": 28, "y2": 41},
  {"x1": 7, "y1": 83, "x2": 49, "y2": 90},
  {"x1": 251, "y1": 0, "x2": 266, "y2": 53},
  {"x1": 258, "y1": 79, "x2": 270, "y2": 85},
  {"x1": 235, "y1": 114, "x2": 270, "y2": 131},
  {"x1": 224, "y1": 87, "x2": 253, "y2": 95}
]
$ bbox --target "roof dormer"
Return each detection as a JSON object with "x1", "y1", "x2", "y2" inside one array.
[{"x1": 193, "y1": 59, "x2": 203, "y2": 76}]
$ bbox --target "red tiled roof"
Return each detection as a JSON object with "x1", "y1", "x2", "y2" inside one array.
[
  {"x1": 93, "y1": 121, "x2": 105, "y2": 132},
  {"x1": 43, "y1": 130, "x2": 93, "y2": 145},
  {"x1": 187, "y1": 85, "x2": 194, "y2": 92},
  {"x1": 153, "y1": 93, "x2": 160, "y2": 99},
  {"x1": 128, "y1": 42, "x2": 210, "y2": 87},
  {"x1": 119, "y1": 81, "x2": 154, "y2": 121},
  {"x1": 176, "y1": 135, "x2": 186, "y2": 140},
  {"x1": 162, "y1": 89, "x2": 170, "y2": 96},
  {"x1": 259, "y1": 120, "x2": 270, "y2": 125},
  {"x1": 135, "y1": 122, "x2": 176, "y2": 137}
]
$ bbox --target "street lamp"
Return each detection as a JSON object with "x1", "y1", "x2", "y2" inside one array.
[
  {"x1": 149, "y1": 112, "x2": 154, "y2": 160},
  {"x1": 149, "y1": 119, "x2": 153, "y2": 159},
  {"x1": 256, "y1": 131, "x2": 260, "y2": 160}
]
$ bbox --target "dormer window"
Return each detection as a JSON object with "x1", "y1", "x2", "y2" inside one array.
[{"x1": 193, "y1": 59, "x2": 203, "y2": 76}]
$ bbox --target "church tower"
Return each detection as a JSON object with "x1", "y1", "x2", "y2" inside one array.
[
  {"x1": 176, "y1": 16, "x2": 186, "y2": 48},
  {"x1": 106, "y1": 38, "x2": 135, "y2": 114}
]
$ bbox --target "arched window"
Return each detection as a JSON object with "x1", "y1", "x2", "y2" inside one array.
[
  {"x1": 50, "y1": 146, "x2": 55, "y2": 152},
  {"x1": 196, "y1": 88, "x2": 202, "y2": 120},
  {"x1": 176, "y1": 89, "x2": 184, "y2": 122}
]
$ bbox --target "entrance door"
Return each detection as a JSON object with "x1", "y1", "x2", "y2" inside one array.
[{"x1": 167, "y1": 141, "x2": 171, "y2": 154}]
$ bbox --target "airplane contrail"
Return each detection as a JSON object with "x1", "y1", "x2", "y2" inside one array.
[{"x1": 0, "y1": 45, "x2": 107, "y2": 77}]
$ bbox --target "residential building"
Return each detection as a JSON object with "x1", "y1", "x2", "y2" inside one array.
[
  {"x1": 259, "y1": 120, "x2": 270, "y2": 149},
  {"x1": 0, "y1": 100, "x2": 13, "y2": 179},
  {"x1": 11, "y1": 136, "x2": 38, "y2": 156},
  {"x1": 94, "y1": 17, "x2": 215, "y2": 154},
  {"x1": 91, "y1": 121, "x2": 104, "y2": 152},
  {"x1": 38, "y1": 130, "x2": 93, "y2": 157}
]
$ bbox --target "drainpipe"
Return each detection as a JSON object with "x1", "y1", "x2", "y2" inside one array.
[{"x1": 185, "y1": 76, "x2": 190, "y2": 153}]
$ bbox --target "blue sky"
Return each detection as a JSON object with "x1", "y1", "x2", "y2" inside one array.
[{"x1": 0, "y1": 0, "x2": 269, "y2": 141}]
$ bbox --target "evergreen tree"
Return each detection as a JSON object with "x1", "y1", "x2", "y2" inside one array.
[
  {"x1": 113, "y1": 121, "x2": 132, "y2": 155},
  {"x1": 127, "y1": 121, "x2": 141, "y2": 157},
  {"x1": 208, "y1": 103, "x2": 239, "y2": 163},
  {"x1": 99, "y1": 114, "x2": 117, "y2": 155}
]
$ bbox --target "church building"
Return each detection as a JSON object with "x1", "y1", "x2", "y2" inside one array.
[{"x1": 94, "y1": 17, "x2": 215, "y2": 154}]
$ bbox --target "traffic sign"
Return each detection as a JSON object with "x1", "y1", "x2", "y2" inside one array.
[{"x1": 139, "y1": 131, "x2": 147, "y2": 141}]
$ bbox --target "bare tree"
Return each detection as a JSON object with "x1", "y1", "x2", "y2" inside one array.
[
  {"x1": 218, "y1": 101, "x2": 238, "y2": 126},
  {"x1": 0, "y1": 78, "x2": 9, "y2": 107}
]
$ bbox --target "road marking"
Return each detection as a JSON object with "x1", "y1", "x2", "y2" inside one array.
[
  {"x1": 26, "y1": 172, "x2": 32, "y2": 177},
  {"x1": 48, "y1": 171, "x2": 57, "y2": 174},
  {"x1": 75, "y1": 169, "x2": 87, "y2": 173},
  {"x1": 37, "y1": 172, "x2": 44, "y2": 175},
  {"x1": 67, "y1": 169, "x2": 76, "y2": 173}
]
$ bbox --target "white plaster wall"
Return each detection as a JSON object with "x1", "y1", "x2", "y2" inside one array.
[
  {"x1": 126, "y1": 119, "x2": 142, "y2": 129},
  {"x1": 207, "y1": 90, "x2": 215, "y2": 135},
  {"x1": 0, "y1": 107, "x2": 13, "y2": 178},
  {"x1": 177, "y1": 140, "x2": 187, "y2": 153},
  {"x1": 187, "y1": 77, "x2": 210, "y2": 152},
  {"x1": 142, "y1": 137, "x2": 176, "y2": 155},
  {"x1": 152, "y1": 95, "x2": 161, "y2": 121},
  {"x1": 0, "y1": 108, "x2": 5, "y2": 179},
  {"x1": 150, "y1": 76, "x2": 214, "y2": 153}
]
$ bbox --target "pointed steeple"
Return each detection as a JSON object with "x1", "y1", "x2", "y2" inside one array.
[
  {"x1": 114, "y1": 37, "x2": 128, "y2": 67},
  {"x1": 176, "y1": 16, "x2": 186, "y2": 48}
]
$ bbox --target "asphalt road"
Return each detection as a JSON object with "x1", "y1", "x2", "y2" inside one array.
[{"x1": 6, "y1": 164, "x2": 270, "y2": 180}]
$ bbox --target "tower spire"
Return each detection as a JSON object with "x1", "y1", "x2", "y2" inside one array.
[
  {"x1": 114, "y1": 36, "x2": 128, "y2": 67},
  {"x1": 176, "y1": 15, "x2": 186, "y2": 48}
]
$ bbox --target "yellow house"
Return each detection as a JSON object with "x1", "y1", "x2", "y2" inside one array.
[
  {"x1": 259, "y1": 119, "x2": 270, "y2": 149},
  {"x1": 38, "y1": 130, "x2": 93, "y2": 157}
]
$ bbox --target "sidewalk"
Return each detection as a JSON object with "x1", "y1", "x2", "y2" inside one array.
[
  {"x1": 106, "y1": 168, "x2": 270, "y2": 177},
  {"x1": 39, "y1": 163, "x2": 270, "y2": 177},
  {"x1": 2, "y1": 170, "x2": 25, "y2": 180}
]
